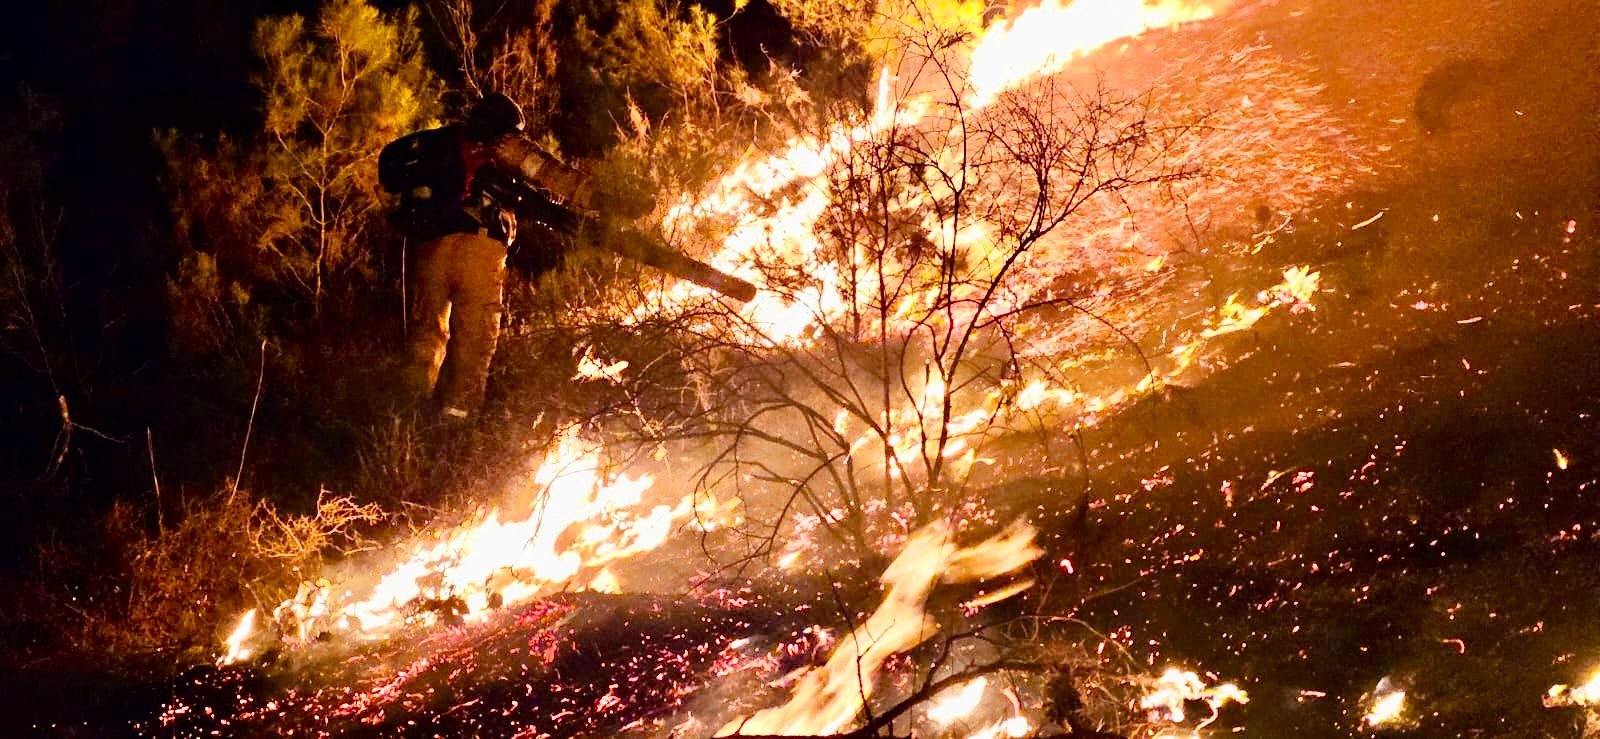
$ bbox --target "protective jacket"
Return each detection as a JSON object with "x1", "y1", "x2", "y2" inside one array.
[
  {"x1": 381, "y1": 122, "x2": 593, "y2": 418},
  {"x1": 380, "y1": 125, "x2": 514, "y2": 417},
  {"x1": 378, "y1": 125, "x2": 517, "y2": 244}
]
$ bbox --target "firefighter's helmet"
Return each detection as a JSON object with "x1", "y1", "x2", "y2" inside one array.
[{"x1": 466, "y1": 93, "x2": 525, "y2": 141}]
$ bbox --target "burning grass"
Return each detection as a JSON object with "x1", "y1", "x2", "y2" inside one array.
[{"x1": 142, "y1": 520, "x2": 1247, "y2": 737}]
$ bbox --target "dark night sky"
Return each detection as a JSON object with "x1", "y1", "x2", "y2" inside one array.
[
  {"x1": 6, "y1": 1, "x2": 340, "y2": 125},
  {"x1": 1, "y1": 5, "x2": 251, "y2": 362},
  {"x1": 0, "y1": 0, "x2": 412, "y2": 550}
]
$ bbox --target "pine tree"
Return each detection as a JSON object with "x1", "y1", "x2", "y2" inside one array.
[{"x1": 162, "y1": 0, "x2": 439, "y2": 349}]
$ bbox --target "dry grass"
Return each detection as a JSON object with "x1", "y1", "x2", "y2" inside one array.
[{"x1": 38, "y1": 485, "x2": 385, "y2": 663}]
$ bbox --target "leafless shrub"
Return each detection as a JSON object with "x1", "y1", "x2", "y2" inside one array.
[
  {"x1": 248, "y1": 488, "x2": 386, "y2": 560},
  {"x1": 603, "y1": 58, "x2": 1209, "y2": 572}
]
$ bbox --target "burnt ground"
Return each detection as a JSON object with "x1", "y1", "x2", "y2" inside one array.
[
  {"x1": 1054, "y1": 166, "x2": 1600, "y2": 735},
  {"x1": 1039, "y1": 1, "x2": 1600, "y2": 736},
  {"x1": 6, "y1": 0, "x2": 1600, "y2": 737},
  {"x1": 13, "y1": 592, "x2": 832, "y2": 737}
]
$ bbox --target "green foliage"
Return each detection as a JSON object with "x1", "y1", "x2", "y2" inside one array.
[
  {"x1": 573, "y1": 0, "x2": 722, "y2": 103},
  {"x1": 569, "y1": 0, "x2": 808, "y2": 190},
  {"x1": 162, "y1": 0, "x2": 439, "y2": 350},
  {"x1": 765, "y1": 0, "x2": 875, "y2": 45},
  {"x1": 136, "y1": 5, "x2": 447, "y2": 646},
  {"x1": 251, "y1": 0, "x2": 438, "y2": 300},
  {"x1": 768, "y1": 0, "x2": 982, "y2": 64},
  {"x1": 528, "y1": 0, "x2": 727, "y2": 160}
]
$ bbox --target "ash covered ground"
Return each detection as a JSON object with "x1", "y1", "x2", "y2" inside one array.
[{"x1": 9, "y1": 0, "x2": 1600, "y2": 736}]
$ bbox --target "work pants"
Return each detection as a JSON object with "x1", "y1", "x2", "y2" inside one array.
[{"x1": 407, "y1": 231, "x2": 507, "y2": 416}]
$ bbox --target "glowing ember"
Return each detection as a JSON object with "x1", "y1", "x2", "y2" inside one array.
[
  {"x1": 218, "y1": 608, "x2": 257, "y2": 666},
  {"x1": 1555, "y1": 448, "x2": 1570, "y2": 470}
]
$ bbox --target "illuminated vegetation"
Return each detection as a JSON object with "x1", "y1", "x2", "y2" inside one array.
[{"x1": 0, "y1": 0, "x2": 1597, "y2": 736}]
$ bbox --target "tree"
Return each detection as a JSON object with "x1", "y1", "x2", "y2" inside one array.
[
  {"x1": 428, "y1": 0, "x2": 560, "y2": 129},
  {"x1": 0, "y1": 92, "x2": 80, "y2": 483},
  {"x1": 163, "y1": 0, "x2": 439, "y2": 349}
]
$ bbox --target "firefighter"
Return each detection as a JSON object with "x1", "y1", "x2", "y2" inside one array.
[{"x1": 379, "y1": 93, "x2": 586, "y2": 420}]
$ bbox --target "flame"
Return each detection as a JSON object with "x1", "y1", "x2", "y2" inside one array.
[
  {"x1": 194, "y1": 5, "x2": 1377, "y2": 739},
  {"x1": 1141, "y1": 667, "x2": 1248, "y2": 727},
  {"x1": 968, "y1": 716, "x2": 1032, "y2": 738},
  {"x1": 1547, "y1": 670, "x2": 1600, "y2": 707},
  {"x1": 927, "y1": 676, "x2": 989, "y2": 725},
  {"x1": 961, "y1": 578, "x2": 1036, "y2": 611},
  {"x1": 218, "y1": 608, "x2": 257, "y2": 666},
  {"x1": 1265, "y1": 265, "x2": 1322, "y2": 311},
  {"x1": 1199, "y1": 293, "x2": 1268, "y2": 339},
  {"x1": 660, "y1": 0, "x2": 1222, "y2": 344},
  {"x1": 719, "y1": 520, "x2": 1041, "y2": 736},
  {"x1": 1363, "y1": 680, "x2": 1406, "y2": 727},
  {"x1": 641, "y1": 0, "x2": 1330, "y2": 518},
  {"x1": 574, "y1": 346, "x2": 629, "y2": 383},
  {"x1": 589, "y1": 568, "x2": 623, "y2": 594},
  {"x1": 927, "y1": 679, "x2": 1032, "y2": 738},
  {"x1": 224, "y1": 426, "x2": 734, "y2": 651},
  {"x1": 216, "y1": 0, "x2": 1347, "y2": 681},
  {"x1": 967, "y1": 0, "x2": 1219, "y2": 107},
  {"x1": 335, "y1": 431, "x2": 666, "y2": 634}
]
